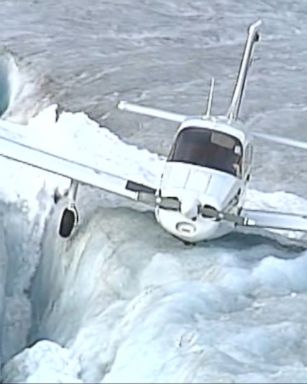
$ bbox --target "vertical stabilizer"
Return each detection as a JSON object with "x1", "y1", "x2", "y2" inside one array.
[{"x1": 227, "y1": 20, "x2": 262, "y2": 121}]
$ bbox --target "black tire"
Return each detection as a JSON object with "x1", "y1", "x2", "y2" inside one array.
[{"x1": 59, "y1": 208, "x2": 77, "y2": 238}]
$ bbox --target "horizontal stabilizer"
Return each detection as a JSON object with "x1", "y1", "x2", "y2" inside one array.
[
  {"x1": 240, "y1": 208, "x2": 307, "y2": 232},
  {"x1": 0, "y1": 133, "x2": 156, "y2": 205},
  {"x1": 118, "y1": 101, "x2": 187, "y2": 123},
  {"x1": 252, "y1": 131, "x2": 307, "y2": 150}
]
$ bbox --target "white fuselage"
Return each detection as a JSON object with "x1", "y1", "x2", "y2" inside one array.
[{"x1": 155, "y1": 162, "x2": 245, "y2": 242}]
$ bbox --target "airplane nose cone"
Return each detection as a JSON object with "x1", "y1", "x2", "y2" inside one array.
[{"x1": 180, "y1": 195, "x2": 200, "y2": 219}]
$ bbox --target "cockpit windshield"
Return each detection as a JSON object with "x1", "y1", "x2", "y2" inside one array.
[{"x1": 168, "y1": 127, "x2": 243, "y2": 176}]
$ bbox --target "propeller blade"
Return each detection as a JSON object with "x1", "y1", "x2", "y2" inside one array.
[{"x1": 200, "y1": 206, "x2": 249, "y2": 226}]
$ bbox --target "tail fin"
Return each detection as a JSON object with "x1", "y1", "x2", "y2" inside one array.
[{"x1": 227, "y1": 20, "x2": 262, "y2": 121}]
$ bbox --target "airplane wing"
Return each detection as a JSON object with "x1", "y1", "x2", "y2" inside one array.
[
  {"x1": 201, "y1": 206, "x2": 307, "y2": 232},
  {"x1": 239, "y1": 208, "x2": 307, "y2": 232},
  {"x1": 0, "y1": 130, "x2": 157, "y2": 206}
]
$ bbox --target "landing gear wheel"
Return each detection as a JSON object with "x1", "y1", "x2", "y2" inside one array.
[{"x1": 59, "y1": 206, "x2": 78, "y2": 238}]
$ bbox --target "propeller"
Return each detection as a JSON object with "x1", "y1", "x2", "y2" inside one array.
[{"x1": 200, "y1": 206, "x2": 250, "y2": 226}]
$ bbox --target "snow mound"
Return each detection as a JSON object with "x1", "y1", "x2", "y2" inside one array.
[{"x1": 2, "y1": 340, "x2": 82, "y2": 383}]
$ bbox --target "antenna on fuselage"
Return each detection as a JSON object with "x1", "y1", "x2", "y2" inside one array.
[
  {"x1": 203, "y1": 77, "x2": 215, "y2": 118},
  {"x1": 227, "y1": 19, "x2": 262, "y2": 122}
]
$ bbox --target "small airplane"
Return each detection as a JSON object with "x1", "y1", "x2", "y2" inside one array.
[{"x1": 1, "y1": 19, "x2": 307, "y2": 244}]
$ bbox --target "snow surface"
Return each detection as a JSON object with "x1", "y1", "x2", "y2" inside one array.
[{"x1": 3, "y1": 340, "x2": 82, "y2": 383}]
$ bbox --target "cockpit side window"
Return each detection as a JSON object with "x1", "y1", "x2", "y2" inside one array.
[{"x1": 168, "y1": 127, "x2": 243, "y2": 176}]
